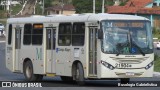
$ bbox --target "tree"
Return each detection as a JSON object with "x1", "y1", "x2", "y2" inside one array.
[
  {"x1": 44, "y1": 0, "x2": 52, "y2": 8},
  {"x1": 106, "y1": 0, "x2": 114, "y2": 6},
  {"x1": 72, "y1": 0, "x2": 114, "y2": 13},
  {"x1": 72, "y1": 0, "x2": 102, "y2": 13}
]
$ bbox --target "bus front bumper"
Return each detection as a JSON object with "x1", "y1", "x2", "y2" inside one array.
[{"x1": 98, "y1": 66, "x2": 154, "y2": 79}]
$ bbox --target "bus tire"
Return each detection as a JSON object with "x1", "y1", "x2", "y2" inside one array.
[
  {"x1": 75, "y1": 63, "x2": 85, "y2": 86},
  {"x1": 120, "y1": 78, "x2": 130, "y2": 84},
  {"x1": 36, "y1": 75, "x2": 43, "y2": 81},
  {"x1": 24, "y1": 60, "x2": 40, "y2": 81},
  {"x1": 60, "y1": 76, "x2": 73, "y2": 82}
]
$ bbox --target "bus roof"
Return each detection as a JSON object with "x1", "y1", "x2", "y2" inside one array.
[{"x1": 7, "y1": 13, "x2": 149, "y2": 24}]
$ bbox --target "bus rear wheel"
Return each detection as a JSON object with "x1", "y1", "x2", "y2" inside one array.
[
  {"x1": 75, "y1": 63, "x2": 85, "y2": 86},
  {"x1": 24, "y1": 60, "x2": 43, "y2": 81},
  {"x1": 60, "y1": 76, "x2": 74, "y2": 82}
]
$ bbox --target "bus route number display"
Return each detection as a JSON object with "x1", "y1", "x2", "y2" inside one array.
[{"x1": 107, "y1": 22, "x2": 144, "y2": 28}]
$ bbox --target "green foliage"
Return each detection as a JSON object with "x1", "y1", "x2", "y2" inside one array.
[
  {"x1": 0, "y1": 10, "x2": 7, "y2": 18},
  {"x1": 155, "y1": 54, "x2": 160, "y2": 61},
  {"x1": 44, "y1": 0, "x2": 52, "y2": 8},
  {"x1": 35, "y1": 3, "x2": 42, "y2": 15},
  {"x1": 154, "y1": 54, "x2": 160, "y2": 72},
  {"x1": 72, "y1": 0, "x2": 92, "y2": 13},
  {"x1": 152, "y1": 27, "x2": 160, "y2": 39},
  {"x1": 0, "y1": 6, "x2": 3, "y2": 10},
  {"x1": 72, "y1": 0, "x2": 103, "y2": 13},
  {"x1": 105, "y1": 0, "x2": 114, "y2": 6},
  {"x1": 119, "y1": 0, "x2": 129, "y2": 6},
  {"x1": 0, "y1": 19, "x2": 6, "y2": 26},
  {"x1": 11, "y1": 4, "x2": 22, "y2": 15},
  {"x1": 72, "y1": 0, "x2": 115, "y2": 13}
]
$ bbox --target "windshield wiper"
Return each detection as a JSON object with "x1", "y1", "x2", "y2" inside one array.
[
  {"x1": 116, "y1": 42, "x2": 129, "y2": 56},
  {"x1": 116, "y1": 32, "x2": 130, "y2": 56},
  {"x1": 116, "y1": 43, "x2": 122, "y2": 56},
  {"x1": 131, "y1": 41, "x2": 145, "y2": 56},
  {"x1": 129, "y1": 30, "x2": 145, "y2": 56},
  {"x1": 116, "y1": 52, "x2": 120, "y2": 56}
]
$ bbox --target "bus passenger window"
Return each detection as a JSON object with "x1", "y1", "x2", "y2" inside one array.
[
  {"x1": 8, "y1": 24, "x2": 12, "y2": 45},
  {"x1": 72, "y1": 22, "x2": 85, "y2": 46},
  {"x1": 23, "y1": 24, "x2": 32, "y2": 45},
  {"x1": 32, "y1": 24, "x2": 43, "y2": 45},
  {"x1": 58, "y1": 23, "x2": 71, "y2": 46}
]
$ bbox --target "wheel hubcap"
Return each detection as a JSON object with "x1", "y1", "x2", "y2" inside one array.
[
  {"x1": 76, "y1": 68, "x2": 79, "y2": 80},
  {"x1": 26, "y1": 66, "x2": 31, "y2": 78}
]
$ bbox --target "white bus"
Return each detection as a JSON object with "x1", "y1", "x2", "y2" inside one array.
[{"x1": 6, "y1": 13, "x2": 154, "y2": 85}]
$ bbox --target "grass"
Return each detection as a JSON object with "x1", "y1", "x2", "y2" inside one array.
[
  {"x1": 154, "y1": 54, "x2": 160, "y2": 72},
  {"x1": 153, "y1": 27, "x2": 160, "y2": 40},
  {"x1": 153, "y1": 32, "x2": 160, "y2": 39}
]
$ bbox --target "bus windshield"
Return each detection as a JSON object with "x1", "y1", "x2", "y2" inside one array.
[{"x1": 101, "y1": 20, "x2": 153, "y2": 55}]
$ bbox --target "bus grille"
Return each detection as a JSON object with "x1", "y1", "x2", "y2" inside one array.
[{"x1": 110, "y1": 57, "x2": 149, "y2": 64}]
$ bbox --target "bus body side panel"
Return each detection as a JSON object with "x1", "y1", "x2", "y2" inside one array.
[
  {"x1": 97, "y1": 31, "x2": 102, "y2": 79},
  {"x1": 20, "y1": 23, "x2": 45, "y2": 74},
  {"x1": 58, "y1": 22, "x2": 88, "y2": 77},
  {"x1": 21, "y1": 46, "x2": 45, "y2": 74},
  {"x1": 69, "y1": 45, "x2": 87, "y2": 77},
  {"x1": 55, "y1": 22, "x2": 73, "y2": 76},
  {"x1": 55, "y1": 46, "x2": 71, "y2": 76},
  {"x1": 6, "y1": 24, "x2": 13, "y2": 72}
]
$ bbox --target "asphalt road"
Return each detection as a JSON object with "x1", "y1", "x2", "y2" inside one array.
[{"x1": 0, "y1": 42, "x2": 160, "y2": 90}]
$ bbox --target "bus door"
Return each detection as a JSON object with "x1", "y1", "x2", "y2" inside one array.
[
  {"x1": 14, "y1": 26, "x2": 21, "y2": 71},
  {"x1": 46, "y1": 27, "x2": 56, "y2": 73},
  {"x1": 89, "y1": 27, "x2": 98, "y2": 76}
]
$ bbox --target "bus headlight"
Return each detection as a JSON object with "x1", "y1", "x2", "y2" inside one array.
[
  {"x1": 145, "y1": 61, "x2": 154, "y2": 70},
  {"x1": 101, "y1": 60, "x2": 115, "y2": 70}
]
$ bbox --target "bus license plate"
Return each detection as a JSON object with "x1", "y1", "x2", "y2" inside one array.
[
  {"x1": 126, "y1": 72, "x2": 135, "y2": 76},
  {"x1": 115, "y1": 63, "x2": 132, "y2": 68}
]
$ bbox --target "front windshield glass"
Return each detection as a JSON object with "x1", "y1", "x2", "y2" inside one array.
[{"x1": 101, "y1": 20, "x2": 153, "y2": 55}]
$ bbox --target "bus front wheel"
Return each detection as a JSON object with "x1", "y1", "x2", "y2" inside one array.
[
  {"x1": 120, "y1": 78, "x2": 130, "y2": 84},
  {"x1": 75, "y1": 63, "x2": 85, "y2": 86},
  {"x1": 24, "y1": 60, "x2": 43, "y2": 81}
]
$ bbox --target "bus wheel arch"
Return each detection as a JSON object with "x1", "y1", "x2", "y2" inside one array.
[
  {"x1": 23, "y1": 58, "x2": 43, "y2": 81},
  {"x1": 72, "y1": 60, "x2": 85, "y2": 85},
  {"x1": 23, "y1": 58, "x2": 31, "y2": 71}
]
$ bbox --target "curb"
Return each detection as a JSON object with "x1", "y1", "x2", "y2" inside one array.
[{"x1": 154, "y1": 72, "x2": 160, "y2": 77}]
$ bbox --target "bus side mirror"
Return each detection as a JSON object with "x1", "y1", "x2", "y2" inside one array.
[{"x1": 98, "y1": 29, "x2": 103, "y2": 39}]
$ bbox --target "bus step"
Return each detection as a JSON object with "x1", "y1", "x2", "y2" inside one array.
[
  {"x1": 13, "y1": 70, "x2": 21, "y2": 73},
  {"x1": 89, "y1": 74, "x2": 97, "y2": 78},
  {"x1": 46, "y1": 73, "x2": 56, "y2": 77}
]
